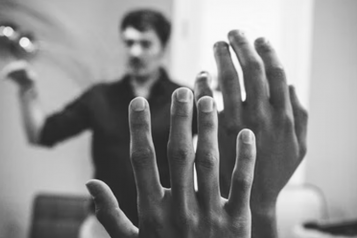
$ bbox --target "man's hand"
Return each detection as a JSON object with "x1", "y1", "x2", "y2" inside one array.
[
  {"x1": 86, "y1": 88, "x2": 257, "y2": 238},
  {"x1": 195, "y1": 30, "x2": 308, "y2": 238},
  {"x1": 1, "y1": 60, "x2": 36, "y2": 89}
]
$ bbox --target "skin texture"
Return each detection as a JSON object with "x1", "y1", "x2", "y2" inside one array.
[
  {"x1": 86, "y1": 88, "x2": 257, "y2": 238},
  {"x1": 194, "y1": 30, "x2": 308, "y2": 238}
]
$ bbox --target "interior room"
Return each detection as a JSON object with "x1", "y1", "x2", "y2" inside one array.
[{"x1": 0, "y1": 0, "x2": 356, "y2": 237}]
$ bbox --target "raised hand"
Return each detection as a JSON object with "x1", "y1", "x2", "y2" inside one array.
[
  {"x1": 195, "y1": 30, "x2": 308, "y2": 238},
  {"x1": 1, "y1": 60, "x2": 36, "y2": 89},
  {"x1": 86, "y1": 88, "x2": 257, "y2": 238}
]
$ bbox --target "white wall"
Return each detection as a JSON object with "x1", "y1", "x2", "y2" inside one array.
[
  {"x1": 0, "y1": 1, "x2": 172, "y2": 237},
  {"x1": 306, "y1": 0, "x2": 357, "y2": 220}
]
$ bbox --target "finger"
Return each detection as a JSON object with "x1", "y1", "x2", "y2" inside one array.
[
  {"x1": 255, "y1": 38, "x2": 289, "y2": 108},
  {"x1": 214, "y1": 41, "x2": 242, "y2": 118},
  {"x1": 195, "y1": 96, "x2": 220, "y2": 209},
  {"x1": 129, "y1": 97, "x2": 163, "y2": 202},
  {"x1": 86, "y1": 180, "x2": 138, "y2": 238},
  {"x1": 289, "y1": 86, "x2": 308, "y2": 158},
  {"x1": 194, "y1": 71, "x2": 213, "y2": 104},
  {"x1": 228, "y1": 30, "x2": 268, "y2": 105},
  {"x1": 226, "y1": 129, "x2": 256, "y2": 217},
  {"x1": 168, "y1": 88, "x2": 195, "y2": 201}
]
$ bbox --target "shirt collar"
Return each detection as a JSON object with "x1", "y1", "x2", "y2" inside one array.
[{"x1": 122, "y1": 67, "x2": 172, "y2": 101}]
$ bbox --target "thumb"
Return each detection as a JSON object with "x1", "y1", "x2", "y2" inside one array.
[{"x1": 86, "y1": 179, "x2": 138, "y2": 238}]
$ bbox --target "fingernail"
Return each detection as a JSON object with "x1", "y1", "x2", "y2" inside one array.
[
  {"x1": 214, "y1": 41, "x2": 229, "y2": 50},
  {"x1": 131, "y1": 97, "x2": 146, "y2": 111},
  {"x1": 198, "y1": 71, "x2": 209, "y2": 78},
  {"x1": 199, "y1": 97, "x2": 213, "y2": 112},
  {"x1": 196, "y1": 71, "x2": 212, "y2": 84},
  {"x1": 241, "y1": 129, "x2": 254, "y2": 144},
  {"x1": 229, "y1": 30, "x2": 245, "y2": 38},
  {"x1": 255, "y1": 37, "x2": 269, "y2": 47},
  {"x1": 176, "y1": 88, "x2": 191, "y2": 102}
]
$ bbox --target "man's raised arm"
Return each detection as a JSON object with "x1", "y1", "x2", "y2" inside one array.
[{"x1": 2, "y1": 61, "x2": 45, "y2": 144}]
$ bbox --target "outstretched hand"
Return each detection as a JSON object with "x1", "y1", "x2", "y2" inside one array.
[
  {"x1": 194, "y1": 30, "x2": 308, "y2": 238},
  {"x1": 87, "y1": 88, "x2": 257, "y2": 238}
]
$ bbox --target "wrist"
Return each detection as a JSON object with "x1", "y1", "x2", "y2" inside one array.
[
  {"x1": 251, "y1": 202, "x2": 276, "y2": 219},
  {"x1": 251, "y1": 202, "x2": 278, "y2": 238}
]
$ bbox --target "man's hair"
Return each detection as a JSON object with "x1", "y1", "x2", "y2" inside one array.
[{"x1": 120, "y1": 9, "x2": 171, "y2": 47}]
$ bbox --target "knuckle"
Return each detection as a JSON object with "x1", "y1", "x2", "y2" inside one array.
[
  {"x1": 168, "y1": 147, "x2": 193, "y2": 165},
  {"x1": 232, "y1": 174, "x2": 253, "y2": 193},
  {"x1": 196, "y1": 150, "x2": 219, "y2": 170},
  {"x1": 174, "y1": 211, "x2": 198, "y2": 229},
  {"x1": 266, "y1": 66, "x2": 286, "y2": 80},
  {"x1": 199, "y1": 117, "x2": 216, "y2": 130},
  {"x1": 172, "y1": 107, "x2": 190, "y2": 118},
  {"x1": 244, "y1": 105, "x2": 270, "y2": 128},
  {"x1": 244, "y1": 60, "x2": 264, "y2": 76},
  {"x1": 131, "y1": 120, "x2": 150, "y2": 132},
  {"x1": 222, "y1": 119, "x2": 241, "y2": 134},
  {"x1": 219, "y1": 69, "x2": 236, "y2": 82},
  {"x1": 131, "y1": 148, "x2": 154, "y2": 169},
  {"x1": 273, "y1": 110, "x2": 294, "y2": 129}
]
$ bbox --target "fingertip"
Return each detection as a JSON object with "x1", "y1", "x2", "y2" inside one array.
[
  {"x1": 236, "y1": 129, "x2": 257, "y2": 164},
  {"x1": 196, "y1": 71, "x2": 211, "y2": 84},
  {"x1": 254, "y1": 37, "x2": 270, "y2": 49},
  {"x1": 213, "y1": 41, "x2": 230, "y2": 55},
  {"x1": 197, "y1": 96, "x2": 215, "y2": 113},
  {"x1": 130, "y1": 97, "x2": 147, "y2": 111},
  {"x1": 238, "y1": 128, "x2": 255, "y2": 145},
  {"x1": 85, "y1": 179, "x2": 105, "y2": 198},
  {"x1": 174, "y1": 87, "x2": 193, "y2": 103},
  {"x1": 228, "y1": 29, "x2": 245, "y2": 40}
]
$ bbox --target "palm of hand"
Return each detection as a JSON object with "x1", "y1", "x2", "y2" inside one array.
[{"x1": 137, "y1": 191, "x2": 247, "y2": 238}]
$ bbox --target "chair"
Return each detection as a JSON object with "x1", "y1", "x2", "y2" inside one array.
[{"x1": 29, "y1": 193, "x2": 90, "y2": 238}]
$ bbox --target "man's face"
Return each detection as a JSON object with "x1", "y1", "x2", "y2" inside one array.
[{"x1": 122, "y1": 27, "x2": 165, "y2": 78}]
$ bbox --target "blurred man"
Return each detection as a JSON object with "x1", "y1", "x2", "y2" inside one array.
[
  {"x1": 3, "y1": 9, "x2": 190, "y2": 235},
  {"x1": 85, "y1": 28, "x2": 308, "y2": 238}
]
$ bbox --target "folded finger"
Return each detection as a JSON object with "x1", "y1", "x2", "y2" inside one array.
[{"x1": 194, "y1": 71, "x2": 213, "y2": 104}]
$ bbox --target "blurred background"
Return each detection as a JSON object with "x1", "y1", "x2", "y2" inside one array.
[{"x1": 0, "y1": 0, "x2": 356, "y2": 237}]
